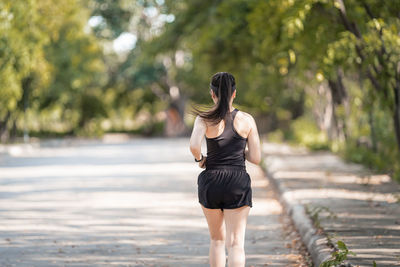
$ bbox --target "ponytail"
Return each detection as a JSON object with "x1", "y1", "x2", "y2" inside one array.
[{"x1": 192, "y1": 72, "x2": 236, "y2": 125}]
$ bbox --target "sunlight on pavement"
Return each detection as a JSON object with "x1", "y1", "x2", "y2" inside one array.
[{"x1": 0, "y1": 138, "x2": 302, "y2": 266}]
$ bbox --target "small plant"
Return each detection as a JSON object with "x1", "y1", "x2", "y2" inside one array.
[
  {"x1": 305, "y1": 204, "x2": 337, "y2": 229},
  {"x1": 373, "y1": 260, "x2": 377, "y2": 267},
  {"x1": 325, "y1": 232, "x2": 338, "y2": 249},
  {"x1": 319, "y1": 240, "x2": 356, "y2": 267}
]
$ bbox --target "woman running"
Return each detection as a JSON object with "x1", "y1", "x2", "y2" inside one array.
[{"x1": 189, "y1": 72, "x2": 261, "y2": 267}]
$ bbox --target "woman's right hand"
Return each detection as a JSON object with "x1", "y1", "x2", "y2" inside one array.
[{"x1": 199, "y1": 156, "x2": 207, "y2": 169}]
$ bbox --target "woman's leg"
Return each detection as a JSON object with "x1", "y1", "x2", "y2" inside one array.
[
  {"x1": 201, "y1": 205, "x2": 226, "y2": 267},
  {"x1": 224, "y1": 205, "x2": 250, "y2": 267}
]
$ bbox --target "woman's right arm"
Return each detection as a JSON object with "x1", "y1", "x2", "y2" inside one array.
[
  {"x1": 245, "y1": 115, "x2": 261, "y2": 165},
  {"x1": 189, "y1": 115, "x2": 207, "y2": 167}
]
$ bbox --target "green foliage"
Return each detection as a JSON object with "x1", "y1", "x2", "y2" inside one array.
[
  {"x1": 0, "y1": 0, "x2": 52, "y2": 127},
  {"x1": 1, "y1": 0, "x2": 400, "y2": 181},
  {"x1": 287, "y1": 116, "x2": 330, "y2": 150},
  {"x1": 0, "y1": 0, "x2": 107, "y2": 138},
  {"x1": 305, "y1": 204, "x2": 337, "y2": 229},
  {"x1": 75, "y1": 118, "x2": 105, "y2": 138},
  {"x1": 320, "y1": 240, "x2": 357, "y2": 267},
  {"x1": 142, "y1": 120, "x2": 165, "y2": 136},
  {"x1": 42, "y1": 2, "x2": 106, "y2": 134},
  {"x1": 305, "y1": 204, "x2": 357, "y2": 266},
  {"x1": 87, "y1": 0, "x2": 136, "y2": 39},
  {"x1": 266, "y1": 129, "x2": 285, "y2": 143},
  {"x1": 340, "y1": 141, "x2": 400, "y2": 181}
]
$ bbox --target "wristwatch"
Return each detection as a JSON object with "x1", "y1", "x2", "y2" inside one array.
[{"x1": 195, "y1": 154, "x2": 204, "y2": 162}]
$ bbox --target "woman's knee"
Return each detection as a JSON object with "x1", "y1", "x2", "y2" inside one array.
[
  {"x1": 210, "y1": 239, "x2": 225, "y2": 247},
  {"x1": 226, "y1": 237, "x2": 244, "y2": 249},
  {"x1": 210, "y1": 235, "x2": 225, "y2": 247},
  {"x1": 210, "y1": 233, "x2": 225, "y2": 242}
]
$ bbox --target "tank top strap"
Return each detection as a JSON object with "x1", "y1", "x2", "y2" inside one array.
[
  {"x1": 223, "y1": 108, "x2": 238, "y2": 133},
  {"x1": 211, "y1": 108, "x2": 238, "y2": 137},
  {"x1": 231, "y1": 108, "x2": 239, "y2": 121}
]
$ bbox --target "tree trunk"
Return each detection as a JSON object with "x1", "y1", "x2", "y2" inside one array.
[
  {"x1": 165, "y1": 94, "x2": 188, "y2": 137},
  {"x1": 10, "y1": 118, "x2": 18, "y2": 141},
  {"x1": 324, "y1": 84, "x2": 338, "y2": 141},
  {"x1": 393, "y1": 100, "x2": 400, "y2": 152},
  {"x1": 0, "y1": 111, "x2": 11, "y2": 143},
  {"x1": 393, "y1": 62, "x2": 400, "y2": 151},
  {"x1": 327, "y1": 68, "x2": 348, "y2": 142},
  {"x1": 16, "y1": 75, "x2": 33, "y2": 141},
  {"x1": 368, "y1": 108, "x2": 378, "y2": 152}
]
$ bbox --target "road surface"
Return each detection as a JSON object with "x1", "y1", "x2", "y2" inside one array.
[{"x1": 0, "y1": 137, "x2": 305, "y2": 266}]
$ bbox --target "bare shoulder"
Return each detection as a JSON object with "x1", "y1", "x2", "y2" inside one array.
[
  {"x1": 237, "y1": 110, "x2": 256, "y2": 127},
  {"x1": 194, "y1": 115, "x2": 207, "y2": 128},
  {"x1": 234, "y1": 110, "x2": 257, "y2": 138}
]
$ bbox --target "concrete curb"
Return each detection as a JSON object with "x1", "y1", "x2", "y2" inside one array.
[{"x1": 261, "y1": 159, "x2": 333, "y2": 267}]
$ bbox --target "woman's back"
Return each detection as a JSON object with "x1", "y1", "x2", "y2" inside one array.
[
  {"x1": 203, "y1": 108, "x2": 260, "y2": 166},
  {"x1": 205, "y1": 108, "x2": 248, "y2": 169}
]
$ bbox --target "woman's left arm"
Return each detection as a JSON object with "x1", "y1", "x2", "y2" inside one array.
[{"x1": 189, "y1": 116, "x2": 206, "y2": 165}]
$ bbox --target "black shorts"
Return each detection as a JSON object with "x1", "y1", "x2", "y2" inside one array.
[{"x1": 197, "y1": 166, "x2": 252, "y2": 211}]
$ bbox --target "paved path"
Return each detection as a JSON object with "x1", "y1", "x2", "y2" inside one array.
[
  {"x1": 0, "y1": 138, "x2": 304, "y2": 266},
  {"x1": 263, "y1": 142, "x2": 400, "y2": 267}
]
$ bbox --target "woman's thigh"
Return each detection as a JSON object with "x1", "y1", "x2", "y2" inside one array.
[
  {"x1": 201, "y1": 204, "x2": 225, "y2": 240},
  {"x1": 224, "y1": 205, "x2": 250, "y2": 247}
]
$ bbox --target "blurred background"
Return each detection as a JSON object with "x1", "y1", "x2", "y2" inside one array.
[{"x1": 1, "y1": 0, "x2": 400, "y2": 180}]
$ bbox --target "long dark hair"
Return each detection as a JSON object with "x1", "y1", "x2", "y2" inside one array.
[{"x1": 192, "y1": 72, "x2": 236, "y2": 125}]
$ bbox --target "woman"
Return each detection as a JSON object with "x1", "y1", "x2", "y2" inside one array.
[{"x1": 189, "y1": 72, "x2": 261, "y2": 267}]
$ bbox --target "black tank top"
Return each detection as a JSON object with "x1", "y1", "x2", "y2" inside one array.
[{"x1": 205, "y1": 108, "x2": 248, "y2": 170}]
